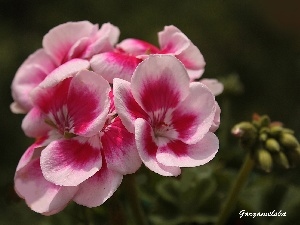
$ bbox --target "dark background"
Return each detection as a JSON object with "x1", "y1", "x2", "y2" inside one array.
[{"x1": 1, "y1": 0, "x2": 300, "y2": 224}]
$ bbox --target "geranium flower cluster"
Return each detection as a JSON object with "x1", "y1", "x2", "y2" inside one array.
[{"x1": 11, "y1": 21, "x2": 222, "y2": 215}]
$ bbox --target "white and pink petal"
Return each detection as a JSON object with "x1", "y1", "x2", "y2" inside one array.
[
  {"x1": 84, "y1": 23, "x2": 120, "y2": 58},
  {"x1": 101, "y1": 117, "x2": 141, "y2": 174},
  {"x1": 158, "y1": 26, "x2": 188, "y2": 53},
  {"x1": 15, "y1": 159, "x2": 78, "y2": 215},
  {"x1": 40, "y1": 137, "x2": 102, "y2": 186},
  {"x1": 210, "y1": 102, "x2": 221, "y2": 132},
  {"x1": 66, "y1": 70, "x2": 110, "y2": 137},
  {"x1": 43, "y1": 21, "x2": 98, "y2": 65},
  {"x1": 73, "y1": 164, "x2": 123, "y2": 208},
  {"x1": 113, "y1": 78, "x2": 148, "y2": 133},
  {"x1": 117, "y1": 38, "x2": 160, "y2": 55},
  {"x1": 131, "y1": 55, "x2": 190, "y2": 113},
  {"x1": 172, "y1": 82, "x2": 216, "y2": 144},
  {"x1": 21, "y1": 107, "x2": 51, "y2": 138},
  {"x1": 156, "y1": 132, "x2": 219, "y2": 167},
  {"x1": 11, "y1": 49, "x2": 56, "y2": 113},
  {"x1": 90, "y1": 52, "x2": 142, "y2": 83},
  {"x1": 200, "y1": 78, "x2": 224, "y2": 96},
  {"x1": 176, "y1": 42, "x2": 206, "y2": 80},
  {"x1": 135, "y1": 118, "x2": 181, "y2": 176},
  {"x1": 38, "y1": 58, "x2": 89, "y2": 88},
  {"x1": 16, "y1": 136, "x2": 48, "y2": 171},
  {"x1": 32, "y1": 77, "x2": 70, "y2": 116}
]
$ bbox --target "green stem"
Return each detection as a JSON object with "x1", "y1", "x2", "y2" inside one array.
[
  {"x1": 216, "y1": 152, "x2": 255, "y2": 225},
  {"x1": 123, "y1": 174, "x2": 148, "y2": 225}
]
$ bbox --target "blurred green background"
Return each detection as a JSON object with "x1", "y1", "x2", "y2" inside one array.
[{"x1": 1, "y1": 0, "x2": 300, "y2": 224}]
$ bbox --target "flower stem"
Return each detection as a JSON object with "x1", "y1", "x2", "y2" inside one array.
[
  {"x1": 123, "y1": 174, "x2": 148, "y2": 225},
  {"x1": 216, "y1": 152, "x2": 255, "y2": 225}
]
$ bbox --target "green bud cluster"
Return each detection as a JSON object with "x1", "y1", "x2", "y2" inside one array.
[{"x1": 232, "y1": 114, "x2": 300, "y2": 172}]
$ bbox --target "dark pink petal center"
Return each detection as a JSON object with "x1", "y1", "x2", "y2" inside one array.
[
  {"x1": 140, "y1": 74, "x2": 181, "y2": 113},
  {"x1": 171, "y1": 112, "x2": 198, "y2": 140}
]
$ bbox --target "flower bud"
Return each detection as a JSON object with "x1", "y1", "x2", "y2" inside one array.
[
  {"x1": 231, "y1": 122, "x2": 256, "y2": 137},
  {"x1": 273, "y1": 152, "x2": 290, "y2": 169},
  {"x1": 269, "y1": 125, "x2": 283, "y2": 137},
  {"x1": 232, "y1": 122, "x2": 257, "y2": 148},
  {"x1": 259, "y1": 132, "x2": 268, "y2": 142},
  {"x1": 279, "y1": 133, "x2": 299, "y2": 150},
  {"x1": 260, "y1": 115, "x2": 271, "y2": 128},
  {"x1": 265, "y1": 138, "x2": 280, "y2": 153},
  {"x1": 256, "y1": 149, "x2": 273, "y2": 172},
  {"x1": 282, "y1": 128, "x2": 294, "y2": 135},
  {"x1": 252, "y1": 115, "x2": 270, "y2": 128}
]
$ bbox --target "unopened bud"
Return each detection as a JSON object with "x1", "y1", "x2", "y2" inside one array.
[
  {"x1": 273, "y1": 152, "x2": 290, "y2": 169},
  {"x1": 279, "y1": 133, "x2": 299, "y2": 150},
  {"x1": 256, "y1": 149, "x2": 273, "y2": 172},
  {"x1": 253, "y1": 115, "x2": 271, "y2": 128},
  {"x1": 282, "y1": 128, "x2": 294, "y2": 135},
  {"x1": 232, "y1": 122, "x2": 256, "y2": 137},
  {"x1": 269, "y1": 126, "x2": 283, "y2": 137},
  {"x1": 265, "y1": 138, "x2": 280, "y2": 152},
  {"x1": 260, "y1": 115, "x2": 271, "y2": 128},
  {"x1": 232, "y1": 122, "x2": 257, "y2": 148},
  {"x1": 259, "y1": 132, "x2": 268, "y2": 142}
]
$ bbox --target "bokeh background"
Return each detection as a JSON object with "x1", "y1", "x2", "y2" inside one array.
[{"x1": 1, "y1": 0, "x2": 300, "y2": 224}]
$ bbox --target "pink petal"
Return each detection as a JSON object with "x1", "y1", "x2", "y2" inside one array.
[
  {"x1": 40, "y1": 138, "x2": 102, "y2": 186},
  {"x1": 16, "y1": 136, "x2": 48, "y2": 171},
  {"x1": 67, "y1": 70, "x2": 110, "y2": 136},
  {"x1": 84, "y1": 23, "x2": 120, "y2": 58},
  {"x1": 135, "y1": 118, "x2": 181, "y2": 176},
  {"x1": 21, "y1": 107, "x2": 51, "y2": 138},
  {"x1": 96, "y1": 23, "x2": 120, "y2": 46},
  {"x1": 117, "y1": 38, "x2": 160, "y2": 55},
  {"x1": 73, "y1": 164, "x2": 123, "y2": 207},
  {"x1": 67, "y1": 37, "x2": 90, "y2": 59},
  {"x1": 15, "y1": 159, "x2": 78, "y2": 215},
  {"x1": 158, "y1": 25, "x2": 206, "y2": 80},
  {"x1": 200, "y1": 78, "x2": 224, "y2": 96},
  {"x1": 108, "y1": 90, "x2": 115, "y2": 113},
  {"x1": 159, "y1": 31, "x2": 190, "y2": 55},
  {"x1": 210, "y1": 102, "x2": 221, "y2": 132},
  {"x1": 131, "y1": 55, "x2": 190, "y2": 113},
  {"x1": 10, "y1": 102, "x2": 27, "y2": 114},
  {"x1": 101, "y1": 117, "x2": 141, "y2": 174},
  {"x1": 11, "y1": 49, "x2": 56, "y2": 113},
  {"x1": 90, "y1": 52, "x2": 142, "y2": 83},
  {"x1": 43, "y1": 21, "x2": 98, "y2": 65},
  {"x1": 176, "y1": 42, "x2": 206, "y2": 80},
  {"x1": 156, "y1": 132, "x2": 218, "y2": 167},
  {"x1": 172, "y1": 82, "x2": 216, "y2": 144},
  {"x1": 32, "y1": 77, "x2": 70, "y2": 116},
  {"x1": 38, "y1": 58, "x2": 90, "y2": 88},
  {"x1": 113, "y1": 78, "x2": 148, "y2": 133}
]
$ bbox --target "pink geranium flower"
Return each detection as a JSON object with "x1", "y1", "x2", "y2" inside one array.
[
  {"x1": 11, "y1": 21, "x2": 119, "y2": 114},
  {"x1": 90, "y1": 25, "x2": 205, "y2": 83},
  {"x1": 15, "y1": 68, "x2": 141, "y2": 214},
  {"x1": 113, "y1": 55, "x2": 219, "y2": 176}
]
